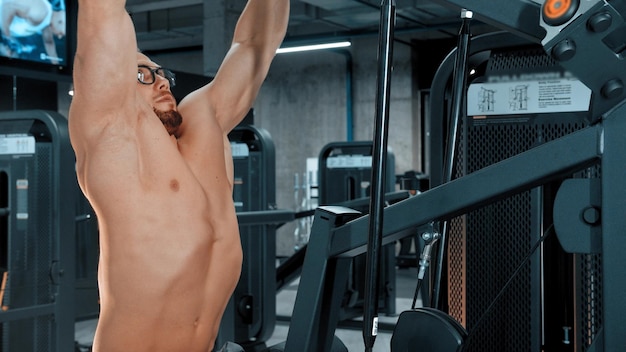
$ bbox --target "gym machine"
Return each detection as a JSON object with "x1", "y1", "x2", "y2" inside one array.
[
  {"x1": 431, "y1": 0, "x2": 625, "y2": 350},
  {"x1": 429, "y1": 28, "x2": 603, "y2": 351},
  {"x1": 217, "y1": 125, "x2": 294, "y2": 351},
  {"x1": 282, "y1": 103, "x2": 612, "y2": 351},
  {"x1": 0, "y1": 110, "x2": 79, "y2": 352},
  {"x1": 318, "y1": 141, "x2": 397, "y2": 321}
]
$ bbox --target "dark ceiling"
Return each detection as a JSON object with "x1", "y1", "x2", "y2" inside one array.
[{"x1": 123, "y1": 0, "x2": 515, "y2": 52}]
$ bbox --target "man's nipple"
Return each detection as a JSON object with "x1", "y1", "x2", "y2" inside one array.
[{"x1": 170, "y1": 179, "x2": 180, "y2": 192}]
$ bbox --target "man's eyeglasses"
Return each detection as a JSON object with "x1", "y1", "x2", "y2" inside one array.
[{"x1": 137, "y1": 65, "x2": 176, "y2": 87}]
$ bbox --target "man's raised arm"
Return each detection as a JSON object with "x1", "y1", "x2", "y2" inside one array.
[
  {"x1": 179, "y1": 0, "x2": 290, "y2": 134},
  {"x1": 70, "y1": 0, "x2": 138, "y2": 138}
]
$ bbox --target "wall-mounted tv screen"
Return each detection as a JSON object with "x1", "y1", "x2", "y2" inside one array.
[{"x1": 0, "y1": 0, "x2": 70, "y2": 73}]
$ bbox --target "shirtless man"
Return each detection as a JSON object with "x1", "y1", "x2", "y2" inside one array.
[{"x1": 68, "y1": 0, "x2": 288, "y2": 351}]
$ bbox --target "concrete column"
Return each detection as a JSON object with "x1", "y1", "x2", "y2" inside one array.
[{"x1": 203, "y1": 0, "x2": 242, "y2": 77}]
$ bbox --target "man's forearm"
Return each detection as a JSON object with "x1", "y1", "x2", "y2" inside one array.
[
  {"x1": 77, "y1": 0, "x2": 128, "y2": 17},
  {"x1": 233, "y1": 0, "x2": 289, "y2": 51}
]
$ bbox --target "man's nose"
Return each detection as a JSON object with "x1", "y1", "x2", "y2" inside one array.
[{"x1": 156, "y1": 75, "x2": 170, "y2": 90}]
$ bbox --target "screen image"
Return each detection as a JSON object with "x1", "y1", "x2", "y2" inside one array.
[{"x1": 0, "y1": 0, "x2": 67, "y2": 67}]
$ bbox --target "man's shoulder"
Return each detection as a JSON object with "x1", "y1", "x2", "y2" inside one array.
[{"x1": 178, "y1": 85, "x2": 215, "y2": 114}]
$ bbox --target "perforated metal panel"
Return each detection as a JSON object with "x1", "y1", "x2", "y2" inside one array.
[
  {"x1": 448, "y1": 121, "x2": 541, "y2": 352},
  {"x1": 34, "y1": 144, "x2": 54, "y2": 352},
  {"x1": 1, "y1": 143, "x2": 55, "y2": 351},
  {"x1": 446, "y1": 47, "x2": 602, "y2": 352}
]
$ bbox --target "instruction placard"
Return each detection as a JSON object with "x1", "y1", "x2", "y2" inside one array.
[
  {"x1": 467, "y1": 78, "x2": 591, "y2": 116},
  {"x1": 0, "y1": 134, "x2": 35, "y2": 155},
  {"x1": 326, "y1": 155, "x2": 372, "y2": 169},
  {"x1": 230, "y1": 142, "x2": 250, "y2": 158}
]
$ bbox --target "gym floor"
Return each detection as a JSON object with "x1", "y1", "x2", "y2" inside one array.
[{"x1": 74, "y1": 266, "x2": 420, "y2": 352}]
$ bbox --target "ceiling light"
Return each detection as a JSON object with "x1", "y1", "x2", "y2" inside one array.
[{"x1": 277, "y1": 41, "x2": 351, "y2": 54}]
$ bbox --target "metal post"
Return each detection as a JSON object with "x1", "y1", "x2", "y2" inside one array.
[
  {"x1": 363, "y1": 0, "x2": 395, "y2": 350},
  {"x1": 432, "y1": 9, "x2": 472, "y2": 309}
]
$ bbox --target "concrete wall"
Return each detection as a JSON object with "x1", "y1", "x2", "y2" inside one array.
[{"x1": 255, "y1": 37, "x2": 420, "y2": 255}]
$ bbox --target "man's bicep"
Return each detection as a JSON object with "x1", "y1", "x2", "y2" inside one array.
[{"x1": 205, "y1": 44, "x2": 272, "y2": 132}]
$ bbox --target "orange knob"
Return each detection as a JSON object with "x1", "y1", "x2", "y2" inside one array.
[{"x1": 543, "y1": 0, "x2": 579, "y2": 26}]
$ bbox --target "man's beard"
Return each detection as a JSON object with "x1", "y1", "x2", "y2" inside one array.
[{"x1": 153, "y1": 108, "x2": 183, "y2": 136}]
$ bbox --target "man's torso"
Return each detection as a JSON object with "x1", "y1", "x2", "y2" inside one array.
[{"x1": 72, "y1": 103, "x2": 242, "y2": 351}]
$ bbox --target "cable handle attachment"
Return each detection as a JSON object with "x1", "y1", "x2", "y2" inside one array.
[{"x1": 418, "y1": 228, "x2": 441, "y2": 281}]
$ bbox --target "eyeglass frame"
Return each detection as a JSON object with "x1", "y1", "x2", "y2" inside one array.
[{"x1": 137, "y1": 65, "x2": 176, "y2": 87}]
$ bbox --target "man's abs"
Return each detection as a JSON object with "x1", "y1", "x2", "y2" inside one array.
[{"x1": 91, "y1": 179, "x2": 242, "y2": 351}]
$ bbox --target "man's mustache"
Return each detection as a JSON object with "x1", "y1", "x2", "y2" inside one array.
[{"x1": 155, "y1": 92, "x2": 176, "y2": 101}]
